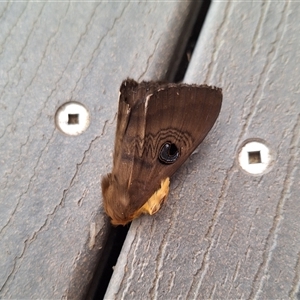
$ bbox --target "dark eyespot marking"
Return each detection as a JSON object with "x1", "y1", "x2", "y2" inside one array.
[{"x1": 158, "y1": 142, "x2": 180, "y2": 164}]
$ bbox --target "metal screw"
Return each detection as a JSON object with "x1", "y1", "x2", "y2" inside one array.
[
  {"x1": 238, "y1": 139, "x2": 274, "y2": 175},
  {"x1": 55, "y1": 101, "x2": 90, "y2": 136}
]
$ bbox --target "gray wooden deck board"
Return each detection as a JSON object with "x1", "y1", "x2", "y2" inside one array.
[
  {"x1": 105, "y1": 1, "x2": 300, "y2": 299},
  {"x1": 0, "y1": 2, "x2": 201, "y2": 298}
]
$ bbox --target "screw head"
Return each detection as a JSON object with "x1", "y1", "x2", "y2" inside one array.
[
  {"x1": 238, "y1": 139, "x2": 275, "y2": 175},
  {"x1": 55, "y1": 102, "x2": 90, "y2": 136}
]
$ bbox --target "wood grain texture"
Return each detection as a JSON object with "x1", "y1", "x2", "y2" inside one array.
[
  {"x1": 0, "y1": 2, "x2": 201, "y2": 298},
  {"x1": 105, "y1": 1, "x2": 300, "y2": 299}
]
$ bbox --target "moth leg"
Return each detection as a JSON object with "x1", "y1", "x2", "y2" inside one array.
[{"x1": 134, "y1": 177, "x2": 170, "y2": 217}]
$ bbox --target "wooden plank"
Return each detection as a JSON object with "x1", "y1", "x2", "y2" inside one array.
[
  {"x1": 0, "y1": 2, "x2": 202, "y2": 298},
  {"x1": 105, "y1": 1, "x2": 300, "y2": 299}
]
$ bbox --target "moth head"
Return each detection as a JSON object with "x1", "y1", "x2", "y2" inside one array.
[{"x1": 101, "y1": 173, "x2": 134, "y2": 226}]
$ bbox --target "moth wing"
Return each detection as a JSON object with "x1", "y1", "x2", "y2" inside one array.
[
  {"x1": 126, "y1": 83, "x2": 222, "y2": 211},
  {"x1": 111, "y1": 80, "x2": 160, "y2": 190}
]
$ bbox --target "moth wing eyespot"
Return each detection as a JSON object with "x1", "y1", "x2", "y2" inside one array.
[{"x1": 158, "y1": 142, "x2": 180, "y2": 164}]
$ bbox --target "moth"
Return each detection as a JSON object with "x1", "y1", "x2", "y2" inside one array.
[{"x1": 102, "y1": 79, "x2": 222, "y2": 225}]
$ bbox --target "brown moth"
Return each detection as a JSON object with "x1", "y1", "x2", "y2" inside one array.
[{"x1": 102, "y1": 79, "x2": 222, "y2": 225}]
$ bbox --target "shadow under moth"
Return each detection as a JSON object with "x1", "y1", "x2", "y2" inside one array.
[{"x1": 102, "y1": 79, "x2": 222, "y2": 225}]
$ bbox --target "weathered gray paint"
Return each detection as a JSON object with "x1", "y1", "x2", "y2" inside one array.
[{"x1": 105, "y1": 1, "x2": 300, "y2": 299}]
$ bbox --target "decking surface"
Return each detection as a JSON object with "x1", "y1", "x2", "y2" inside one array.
[{"x1": 0, "y1": 2, "x2": 299, "y2": 299}]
